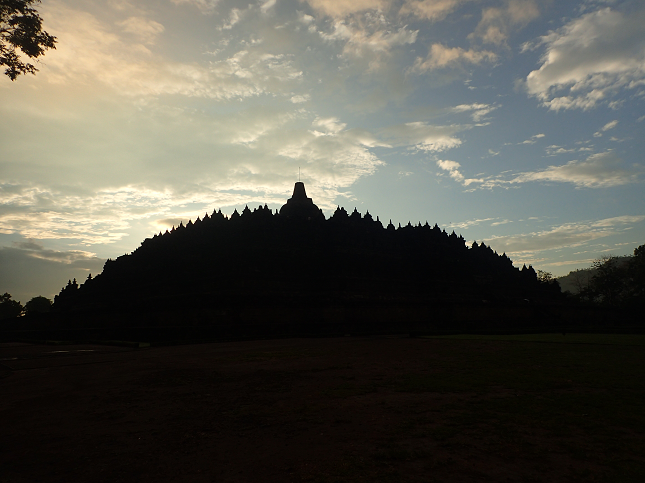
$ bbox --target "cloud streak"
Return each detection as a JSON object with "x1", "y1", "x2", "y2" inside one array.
[
  {"x1": 438, "y1": 151, "x2": 642, "y2": 190},
  {"x1": 412, "y1": 43, "x2": 497, "y2": 71},
  {"x1": 383, "y1": 122, "x2": 468, "y2": 152},
  {"x1": 485, "y1": 215, "x2": 645, "y2": 255},
  {"x1": 509, "y1": 151, "x2": 641, "y2": 188}
]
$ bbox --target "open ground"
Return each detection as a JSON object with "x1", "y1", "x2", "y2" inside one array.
[{"x1": 2, "y1": 334, "x2": 645, "y2": 482}]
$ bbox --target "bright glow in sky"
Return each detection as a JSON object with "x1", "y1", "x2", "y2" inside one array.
[{"x1": 1, "y1": 0, "x2": 644, "y2": 303}]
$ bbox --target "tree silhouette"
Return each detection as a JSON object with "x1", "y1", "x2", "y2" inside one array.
[
  {"x1": 24, "y1": 295, "x2": 52, "y2": 314},
  {"x1": 587, "y1": 256, "x2": 627, "y2": 306},
  {"x1": 580, "y1": 246, "x2": 645, "y2": 307},
  {"x1": 0, "y1": 292, "x2": 23, "y2": 319},
  {"x1": 631, "y1": 244, "x2": 645, "y2": 302},
  {"x1": 1, "y1": 0, "x2": 57, "y2": 80}
]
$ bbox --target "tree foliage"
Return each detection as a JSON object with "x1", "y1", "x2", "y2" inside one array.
[
  {"x1": 582, "y1": 245, "x2": 645, "y2": 307},
  {"x1": 0, "y1": 292, "x2": 23, "y2": 319},
  {"x1": 0, "y1": 0, "x2": 56, "y2": 80},
  {"x1": 24, "y1": 295, "x2": 52, "y2": 314}
]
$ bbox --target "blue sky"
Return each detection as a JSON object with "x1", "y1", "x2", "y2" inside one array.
[{"x1": 1, "y1": 0, "x2": 644, "y2": 303}]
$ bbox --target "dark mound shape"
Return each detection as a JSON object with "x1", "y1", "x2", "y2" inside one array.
[{"x1": 49, "y1": 183, "x2": 561, "y2": 331}]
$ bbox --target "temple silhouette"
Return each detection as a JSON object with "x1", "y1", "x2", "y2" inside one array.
[
  {"x1": 50, "y1": 182, "x2": 562, "y2": 335},
  {"x1": 279, "y1": 181, "x2": 325, "y2": 221}
]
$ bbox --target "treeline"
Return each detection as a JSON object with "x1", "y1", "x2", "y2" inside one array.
[
  {"x1": 52, "y1": 204, "x2": 560, "y2": 314},
  {"x1": 573, "y1": 245, "x2": 645, "y2": 309},
  {"x1": 0, "y1": 294, "x2": 52, "y2": 320}
]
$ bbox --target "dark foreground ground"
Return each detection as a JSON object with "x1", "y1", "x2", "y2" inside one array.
[{"x1": 2, "y1": 334, "x2": 645, "y2": 482}]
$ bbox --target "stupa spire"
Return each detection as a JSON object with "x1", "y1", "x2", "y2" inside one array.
[{"x1": 279, "y1": 181, "x2": 324, "y2": 221}]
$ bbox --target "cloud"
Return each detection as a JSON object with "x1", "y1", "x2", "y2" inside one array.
[
  {"x1": 312, "y1": 117, "x2": 347, "y2": 134},
  {"x1": 302, "y1": 0, "x2": 391, "y2": 18},
  {"x1": 546, "y1": 145, "x2": 577, "y2": 155},
  {"x1": 524, "y1": 7, "x2": 645, "y2": 110},
  {"x1": 221, "y1": 8, "x2": 245, "y2": 29},
  {"x1": 447, "y1": 216, "x2": 496, "y2": 229},
  {"x1": 470, "y1": 0, "x2": 540, "y2": 45},
  {"x1": 171, "y1": 0, "x2": 220, "y2": 14},
  {"x1": 0, "y1": 242, "x2": 105, "y2": 302},
  {"x1": 331, "y1": 24, "x2": 418, "y2": 55},
  {"x1": 601, "y1": 120, "x2": 618, "y2": 131},
  {"x1": 317, "y1": 18, "x2": 418, "y2": 60},
  {"x1": 591, "y1": 215, "x2": 645, "y2": 227},
  {"x1": 0, "y1": 74, "x2": 398, "y2": 242},
  {"x1": 490, "y1": 219, "x2": 512, "y2": 226},
  {"x1": 117, "y1": 16, "x2": 165, "y2": 44},
  {"x1": 436, "y1": 159, "x2": 484, "y2": 186},
  {"x1": 39, "y1": 2, "x2": 302, "y2": 100},
  {"x1": 593, "y1": 119, "x2": 618, "y2": 137},
  {"x1": 383, "y1": 122, "x2": 467, "y2": 151},
  {"x1": 485, "y1": 215, "x2": 645, "y2": 255},
  {"x1": 399, "y1": 0, "x2": 473, "y2": 22},
  {"x1": 290, "y1": 94, "x2": 311, "y2": 103},
  {"x1": 0, "y1": 181, "x2": 301, "y2": 245},
  {"x1": 520, "y1": 133, "x2": 545, "y2": 144},
  {"x1": 10, "y1": 239, "x2": 101, "y2": 265},
  {"x1": 302, "y1": 8, "x2": 418, "y2": 74},
  {"x1": 260, "y1": 0, "x2": 277, "y2": 14},
  {"x1": 268, "y1": 130, "x2": 386, "y2": 202},
  {"x1": 438, "y1": 151, "x2": 641, "y2": 190},
  {"x1": 450, "y1": 103, "x2": 499, "y2": 122},
  {"x1": 412, "y1": 43, "x2": 497, "y2": 72},
  {"x1": 509, "y1": 151, "x2": 641, "y2": 188},
  {"x1": 153, "y1": 218, "x2": 188, "y2": 230},
  {"x1": 0, "y1": 184, "x2": 175, "y2": 244}
]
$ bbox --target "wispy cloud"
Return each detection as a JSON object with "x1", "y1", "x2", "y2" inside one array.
[
  {"x1": 436, "y1": 159, "x2": 483, "y2": 186},
  {"x1": 508, "y1": 151, "x2": 641, "y2": 188},
  {"x1": 400, "y1": 0, "x2": 473, "y2": 22},
  {"x1": 485, "y1": 215, "x2": 645, "y2": 255},
  {"x1": 447, "y1": 216, "x2": 496, "y2": 229},
  {"x1": 411, "y1": 43, "x2": 497, "y2": 72},
  {"x1": 384, "y1": 122, "x2": 467, "y2": 152},
  {"x1": 520, "y1": 133, "x2": 545, "y2": 144},
  {"x1": 450, "y1": 103, "x2": 499, "y2": 122},
  {"x1": 304, "y1": 0, "x2": 391, "y2": 19},
  {"x1": 470, "y1": 0, "x2": 541, "y2": 45},
  {"x1": 170, "y1": 0, "x2": 220, "y2": 14},
  {"x1": 10, "y1": 239, "x2": 101, "y2": 265},
  {"x1": 116, "y1": 16, "x2": 164, "y2": 44},
  {"x1": 439, "y1": 151, "x2": 641, "y2": 189},
  {"x1": 594, "y1": 119, "x2": 619, "y2": 137}
]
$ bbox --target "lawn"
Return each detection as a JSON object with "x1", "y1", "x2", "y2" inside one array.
[{"x1": 1, "y1": 333, "x2": 644, "y2": 482}]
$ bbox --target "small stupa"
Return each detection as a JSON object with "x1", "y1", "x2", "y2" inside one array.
[{"x1": 279, "y1": 182, "x2": 325, "y2": 221}]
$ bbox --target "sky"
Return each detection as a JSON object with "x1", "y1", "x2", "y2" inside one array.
[{"x1": 1, "y1": 0, "x2": 644, "y2": 304}]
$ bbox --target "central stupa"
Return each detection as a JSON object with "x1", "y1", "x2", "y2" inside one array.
[{"x1": 279, "y1": 182, "x2": 325, "y2": 221}]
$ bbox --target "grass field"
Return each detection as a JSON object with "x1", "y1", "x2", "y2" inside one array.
[
  {"x1": 425, "y1": 332, "x2": 645, "y2": 345},
  {"x1": 2, "y1": 333, "x2": 645, "y2": 482},
  {"x1": 395, "y1": 333, "x2": 645, "y2": 482}
]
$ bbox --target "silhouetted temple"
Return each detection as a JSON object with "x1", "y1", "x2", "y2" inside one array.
[
  {"x1": 50, "y1": 182, "x2": 562, "y2": 333},
  {"x1": 279, "y1": 181, "x2": 325, "y2": 221}
]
